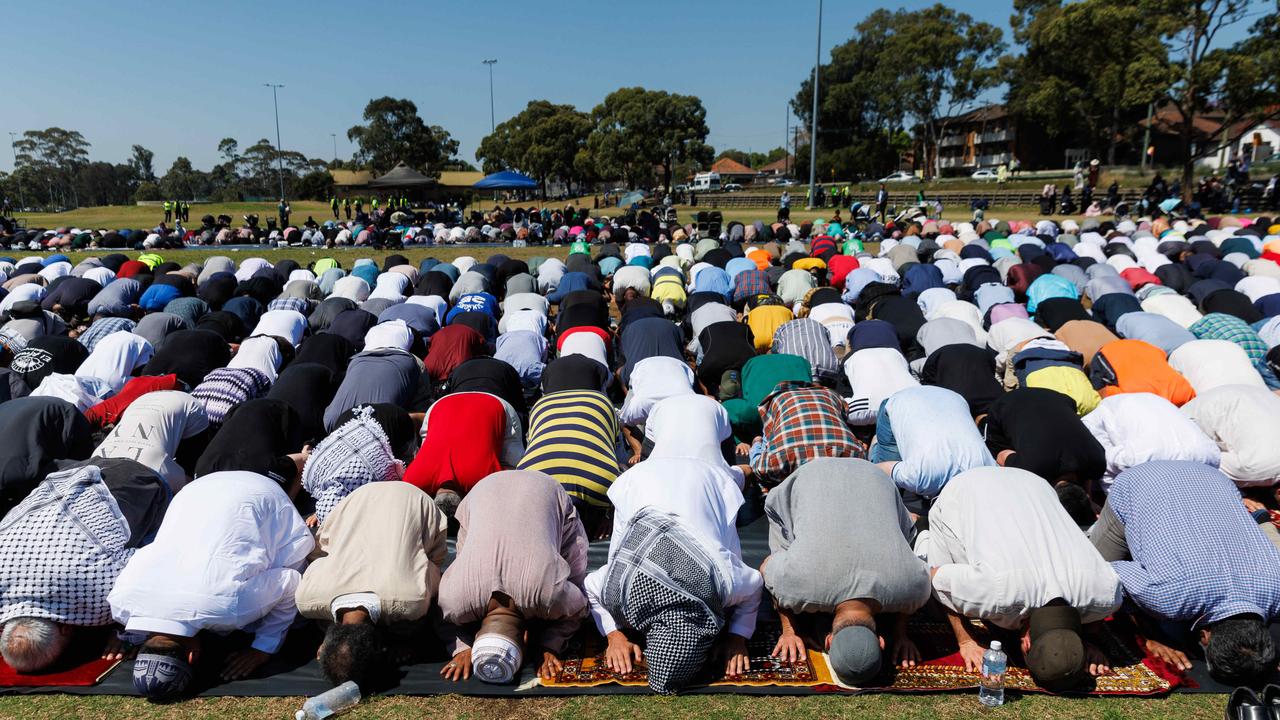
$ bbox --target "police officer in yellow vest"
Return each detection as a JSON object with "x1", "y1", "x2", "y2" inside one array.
[
  {"x1": 162, "y1": 200, "x2": 172, "y2": 223},
  {"x1": 330, "y1": 197, "x2": 339, "y2": 219},
  {"x1": 372, "y1": 196, "x2": 380, "y2": 212}
]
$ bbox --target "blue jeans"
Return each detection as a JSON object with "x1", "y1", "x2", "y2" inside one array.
[{"x1": 868, "y1": 401, "x2": 901, "y2": 463}]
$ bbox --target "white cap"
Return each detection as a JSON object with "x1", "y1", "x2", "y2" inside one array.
[
  {"x1": 296, "y1": 711, "x2": 306, "y2": 720},
  {"x1": 990, "y1": 640, "x2": 1003, "y2": 651}
]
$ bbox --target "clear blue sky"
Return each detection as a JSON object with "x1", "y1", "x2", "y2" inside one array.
[{"x1": 0, "y1": 0, "x2": 1259, "y2": 174}]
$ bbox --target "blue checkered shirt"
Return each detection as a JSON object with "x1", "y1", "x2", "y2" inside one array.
[{"x1": 1108, "y1": 461, "x2": 1280, "y2": 628}]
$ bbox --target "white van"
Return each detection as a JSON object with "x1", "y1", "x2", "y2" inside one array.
[{"x1": 691, "y1": 172, "x2": 721, "y2": 192}]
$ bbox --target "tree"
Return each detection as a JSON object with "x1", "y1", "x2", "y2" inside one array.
[
  {"x1": 718, "y1": 147, "x2": 788, "y2": 169},
  {"x1": 13, "y1": 127, "x2": 91, "y2": 208},
  {"x1": 347, "y1": 97, "x2": 459, "y2": 175},
  {"x1": 1146, "y1": 0, "x2": 1264, "y2": 200},
  {"x1": 584, "y1": 88, "x2": 714, "y2": 190},
  {"x1": 792, "y1": 11, "x2": 933, "y2": 182},
  {"x1": 75, "y1": 162, "x2": 134, "y2": 206},
  {"x1": 477, "y1": 100, "x2": 593, "y2": 196},
  {"x1": 1006, "y1": 0, "x2": 1169, "y2": 164},
  {"x1": 886, "y1": 5, "x2": 1005, "y2": 178},
  {"x1": 294, "y1": 170, "x2": 335, "y2": 200},
  {"x1": 160, "y1": 156, "x2": 206, "y2": 200},
  {"x1": 129, "y1": 145, "x2": 156, "y2": 183},
  {"x1": 1208, "y1": 9, "x2": 1280, "y2": 167},
  {"x1": 217, "y1": 138, "x2": 240, "y2": 163}
]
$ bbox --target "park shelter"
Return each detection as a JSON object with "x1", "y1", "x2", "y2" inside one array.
[{"x1": 473, "y1": 171, "x2": 539, "y2": 190}]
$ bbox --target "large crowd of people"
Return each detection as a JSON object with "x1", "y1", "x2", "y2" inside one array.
[{"x1": 0, "y1": 209, "x2": 1279, "y2": 704}]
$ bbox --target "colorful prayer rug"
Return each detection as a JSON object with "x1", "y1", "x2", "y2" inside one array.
[
  {"x1": 543, "y1": 617, "x2": 1183, "y2": 695},
  {"x1": 543, "y1": 623, "x2": 842, "y2": 690},
  {"x1": 870, "y1": 617, "x2": 1182, "y2": 695}
]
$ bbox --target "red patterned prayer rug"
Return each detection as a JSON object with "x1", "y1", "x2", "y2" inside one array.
[
  {"x1": 870, "y1": 616, "x2": 1183, "y2": 695},
  {"x1": 543, "y1": 617, "x2": 1183, "y2": 695}
]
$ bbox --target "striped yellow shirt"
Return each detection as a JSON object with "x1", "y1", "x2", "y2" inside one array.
[{"x1": 518, "y1": 390, "x2": 621, "y2": 508}]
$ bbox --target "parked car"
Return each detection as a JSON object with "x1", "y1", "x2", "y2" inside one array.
[
  {"x1": 971, "y1": 168, "x2": 999, "y2": 182},
  {"x1": 878, "y1": 171, "x2": 920, "y2": 183},
  {"x1": 723, "y1": 183, "x2": 744, "y2": 192},
  {"x1": 674, "y1": 184, "x2": 689, "y2": 194}
]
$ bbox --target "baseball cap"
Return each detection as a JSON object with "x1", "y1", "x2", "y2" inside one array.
[{"x1": 1027, "y1": 602, "x2": 1087, "y2": 692}]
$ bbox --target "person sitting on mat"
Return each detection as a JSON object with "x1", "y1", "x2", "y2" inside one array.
[
  {"x1": 1090, "y1": 461, "x2": 1280, "y2": 685},
  {"x1": 436, "y1": 470, "x2": 589, "y2": 684},
  {"x1": 585, "y1": 450, "x2": 763, "y2": 694},
  {"x1": 759, "y1": 458, "x2": 931, "y2": 686},
  {"x1": 295, "y1": 482, "x2": 447, "y2": 688},
  {"x1": 927, "y1": 465, "x2": 1122, "y2": 692},
  {"x1": 0, "y1": 461, "x2": 168, "y2": 673},
  {"x1": 107, "y1": 470, "x2": 312, "y2": 700}
]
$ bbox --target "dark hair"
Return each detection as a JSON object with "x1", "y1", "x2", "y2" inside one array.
[
  {"x1": 318, "y1": 623, "x2": 382, "y2": 687},
  {"x1": 1207, "y1": 614, "x2": 1276, "y2": 685},
  {"x1": 1055, "y1": 483, "x2": 1096, "y2": 527},
  {"x1": 140, "y1": 634, "x2": 186, "y2": 660}
]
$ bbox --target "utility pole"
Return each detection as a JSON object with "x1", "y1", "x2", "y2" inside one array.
[
  {"x1": 785, "y1": 107, "x2": 790, "y2": 177},
  {"x1": 7, "y1": 132, "x2": 24, "y2": 211},
  {"x1": 264, "y1": 83, "x2": 286, "y2": 200},
  {"x1": 1141, "y1": 101, "x2": 1154, "y2": 173},
  {"x1": 331, "y1": 133, "x2": 338, "y2": 163},
  {"x1": 807, "y1": 0, "x2": 822, "y2": 209},
  {"x1": 482, "y1": 59, "x2": 498, "y2": 133}
]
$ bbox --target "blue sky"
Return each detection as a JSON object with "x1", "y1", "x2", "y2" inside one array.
[{"x1": 0, "y1": 0, "x2": 1260, "y2": 174}]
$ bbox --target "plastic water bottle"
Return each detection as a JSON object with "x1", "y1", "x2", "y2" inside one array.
[
  {"x1": 979, "y1": 640, "x2": 1007, "y2": 707},
  {"x1": 295, "y1": 681, "x2": 361, "y2": 720}
]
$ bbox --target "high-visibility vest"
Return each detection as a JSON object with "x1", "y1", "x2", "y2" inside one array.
[
  {"x1": 163, "y1": 201, "x2": 171, "y2": 211},
  {"x1": 330, "y1": 198, "x2": 338, "y2": 208}
]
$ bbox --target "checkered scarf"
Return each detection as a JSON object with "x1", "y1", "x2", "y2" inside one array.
[
  {"x1": 0, "y1": 465, "x2": 133, "y2": 626},
  {"x1": 602, "y1": 509, "x2": 724, "y2": 694},
  {"x1": 301, "y1": 406, "x2": 403, "y2": 525}
]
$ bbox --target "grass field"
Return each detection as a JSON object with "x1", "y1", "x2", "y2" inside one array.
[
  {"x1": 13, "y1": 200, "x2": 1092, "y2": 233},
  {"x1": 0, "y1": 691, "x2": 1228, "y2": 720}
]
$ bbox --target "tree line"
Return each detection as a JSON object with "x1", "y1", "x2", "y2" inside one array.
[
  {"x1": 792, "y1": 0, "x2": 1279, "y2": 200},
  {"x1": 0, "y1": 97, "x2": 474, "y2": 211},
  {"x1": 4, "y1": 2, "x2": 1276, "y2": 213}
]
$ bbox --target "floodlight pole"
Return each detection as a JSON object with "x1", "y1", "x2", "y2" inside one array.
[
  {"x1": 265, "y1": 83, "x2": 286, "y2": 200},
  {"x1": 331, "y1": 133, "x2": 338, "y2": 163},
  {"x1": 482, "y1": 59, "x2": 498, "y2": 133},
  {"x1": 807, "y1": 0, "x2": 822, "y2": 209}
]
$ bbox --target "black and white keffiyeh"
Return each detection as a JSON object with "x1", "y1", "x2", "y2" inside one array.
[
  {"x1": 301, "y1": 406, "x2": 403, "y2": 524},
  {"x1": 603, "y1": 509, "x2": 725, "y2": 694},
  {"x1": 0, "y1": 465, "x2": 133, "y2": 626}
]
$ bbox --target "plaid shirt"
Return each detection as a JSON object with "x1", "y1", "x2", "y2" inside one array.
[
  {"x1": 732, "y1": 270, "x2": 772, "y2": 305},
  {"x1": 751, "y1": 381, "x2": 864, "y2": 484},
  {"x1": 1190, "y1": 312, "x2": 1279, "y2": 388},
  {"x1": 77, "y1": 317, "x2": 137, "y2": 354}
]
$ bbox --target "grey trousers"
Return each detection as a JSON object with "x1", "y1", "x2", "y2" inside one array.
[
  {"x1": 1091, "y1": 498, "x2": 1280, "y2": 560},
  {"x1": 1089, "y1": 502, "x2": 1130, "y2": 562}
]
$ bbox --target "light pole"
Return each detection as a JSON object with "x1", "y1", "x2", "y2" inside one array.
[
  {"x1": 7, "y1": 132, "x2": 24, "y2": 212},
  {"x1": 331, "y1": 133, "x2": 338, "y2": 163},
  {"x1": 807, "y1": 0, "x2": 822, "y2": 209},
  {"x1": 264, "y1": 83, "x2": 286, "y2": 200},
  {"x1": 482, "y1": 59, "x2": 498, "y2": 133}
]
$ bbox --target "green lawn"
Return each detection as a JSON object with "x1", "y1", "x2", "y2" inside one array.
[
  {"x1": 0, "y1": 692, "x2": 1227, "y2": 720},
  {"x1": 15, "y1": 200, "x2": 1089, "y2": 234}
]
